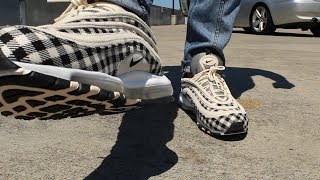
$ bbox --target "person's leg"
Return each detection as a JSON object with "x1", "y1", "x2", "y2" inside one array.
[
  {"x1": 183, "y1": 0, "x2": 241, "y2": 69},
  {"x1": 101, "y1": 0, "x2": 153, "y2": 24},
  {"x1": 180, "y1": 0, "x2": 249, "y2": 136}
]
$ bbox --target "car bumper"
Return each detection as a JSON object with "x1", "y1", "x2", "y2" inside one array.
[{"x1": 270, "y1": 0, "x2": 320, "y2": 27}]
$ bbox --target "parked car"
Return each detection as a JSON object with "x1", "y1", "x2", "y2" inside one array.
[{"x1": 234, "y1": 0, "x2": 320, "y2": 36}]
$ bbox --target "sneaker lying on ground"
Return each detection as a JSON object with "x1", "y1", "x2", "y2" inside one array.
[
  {"x1": 179, "y1": 53, "x2": 248, "y2": 136},
  {"x1": 0, "y1": 0, "x2": 173, "y2": 120}
]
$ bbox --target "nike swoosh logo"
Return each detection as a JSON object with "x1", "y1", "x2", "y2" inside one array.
[{"x1": 129, "y1": 56, "x2": 144, "y2": 67}]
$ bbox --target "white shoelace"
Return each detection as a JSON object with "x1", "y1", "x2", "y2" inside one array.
[
  {"x1": 195, "y1": 59, "x2": 228, "y2": 99},
  {"x1": 54, "y1": 0, "x2": 125, "y2": 23},
  {"x1": 55, "y1": 0, "x2": 90, "y2": 22}
]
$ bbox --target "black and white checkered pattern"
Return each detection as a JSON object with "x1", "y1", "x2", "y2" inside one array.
[
  {"x1": 0, "y1": 26, "x2": 161, "y2": 76},
  {"x1": 59, "y1": 27, "x2": 130, "y2": 34},
  {"x1": 198, "y1": 111, "x2": 247, "y2": 132},
  {"x1": 71, "y1": 17, "x2": 155, "y2": 43},
  {"x1": 181, "y1": 82, "x2": 248, "y2": 134}
]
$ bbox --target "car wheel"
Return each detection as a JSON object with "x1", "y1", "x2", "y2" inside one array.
[
  {"x1": 250, "y1": 5, "x2": 276, "y2": 34},
  {"x1": 243, "y1": 27, "x2": 252, "y2": 33},
  {"x1": 310, "y1": 28, "x2": 320, "y2": 37}
]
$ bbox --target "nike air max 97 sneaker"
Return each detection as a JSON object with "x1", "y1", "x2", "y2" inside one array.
[
  {"x1": 180, "y1": 54, "x2": 248, "y2": 136},
  {"x1": 0, "y1": 0, "x2": 173, "y2": 120}
]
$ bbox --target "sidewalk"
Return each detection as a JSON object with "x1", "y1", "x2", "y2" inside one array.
[{"x1": 0, "y1": 25, "x2": 319, "y2": 179}]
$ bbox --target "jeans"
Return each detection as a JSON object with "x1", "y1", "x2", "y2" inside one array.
[
  {"x1": 103, "y1": 0, "x2": 153, "y2": 24},
  {"x1": 103, "y1": 0, "x2": 241, "y2": 66}
]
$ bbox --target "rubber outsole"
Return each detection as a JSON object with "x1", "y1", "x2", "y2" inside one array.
[
  {"x1": 0, "y1": 69, "x2": 140, "y2": 120},
  {"x1": 0, "y1": 52, "x2": 141, "y2": 120},
  {"x1": 178, "y1": 93, "x2": 248, "y2": 136}
]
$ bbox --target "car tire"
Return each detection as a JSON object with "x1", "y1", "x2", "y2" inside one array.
[
  {"x1": 310, "y1": 28, "x2": 320, "y2": 37},
  {"x1": 243, "y1": 27, "x2": 252, "y2": 33},
  {"x1": 249, "y1": 5, "x2": 276, "y2": 34}
]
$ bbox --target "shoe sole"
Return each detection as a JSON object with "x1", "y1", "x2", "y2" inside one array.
[
  {"x1": 0, "y1": 54, "x2": 140, "y2": 120},
  {"x1": 15, "y1": 61, "x2": 173, "y2": 100},
  {"x1": 178, "y1": 93, "x2": 248, "y2": 136}
]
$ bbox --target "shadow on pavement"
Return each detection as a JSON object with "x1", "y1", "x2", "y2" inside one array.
[
  {"x1": 233, "y1": 30, "x2": 315, "y2": 38},
  {"x1": 85, "y1": 66, "x2": 181, "y2": 180},
  {"x1": 224, "y1": 67, "x2": 295, "y2": 98},
  {"x1": 176, "y1": 65, "x2": 294, "y2": 141},
  {"x1": 85, "y1": 66, "x2": 294, "y2": 179}
]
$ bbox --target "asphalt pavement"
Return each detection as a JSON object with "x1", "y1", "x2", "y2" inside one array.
[{"x1": 0, "y1": 25, "x2": 319, "y2": 179}]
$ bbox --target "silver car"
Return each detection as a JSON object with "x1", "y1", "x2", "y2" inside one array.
[{"x1": 234, "y1": 0, "x2": 320, "y2": 36}]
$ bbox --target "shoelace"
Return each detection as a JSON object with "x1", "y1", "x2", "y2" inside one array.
[
  {"x1": 196, "y1": 59, "x2": 228, "y2": 99},
  {"x1": 54, "y1": 0, "x2": 91, "y2": 22}
]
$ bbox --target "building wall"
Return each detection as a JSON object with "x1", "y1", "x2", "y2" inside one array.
[{"x1": 150, "y1": 5, "x2": 185, "y2": 26}]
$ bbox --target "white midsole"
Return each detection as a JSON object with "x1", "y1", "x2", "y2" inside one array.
[
  {"x1": 15, "y1": 62, "x2": 124, "y2": 93},
  {"x1": 13, "y1": 62, "x2": 173, "y2": 99}
]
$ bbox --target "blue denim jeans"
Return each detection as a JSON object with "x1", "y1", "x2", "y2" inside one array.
[{"x1": 103, "y1": 0, "x2": 241, "y2": 66}]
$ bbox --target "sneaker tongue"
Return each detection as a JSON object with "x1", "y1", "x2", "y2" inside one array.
[
  {"x1": 191, "y1": 54, "x2": 229, "y2": 102},
  {"x1": 190, "y1": 53, "x2": 220, "y2": 75}
]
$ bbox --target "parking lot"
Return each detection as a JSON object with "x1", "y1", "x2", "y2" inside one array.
[{"x1": 0, "y1": 25, "x2": 319, "y2": 179}]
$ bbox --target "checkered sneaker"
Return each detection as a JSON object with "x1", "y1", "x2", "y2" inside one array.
[
  {"x1": 0, "y1": 1, "x2": 161, "y2": 76},
  {"x1": 0, "y1": 0, "x2": 172, "y2": 120},
  {"x1": 181, "y1": 55, "x2": 248, "y2": 135}
]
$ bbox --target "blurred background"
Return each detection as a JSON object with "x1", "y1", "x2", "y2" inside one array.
[{"x1": 0, "y1": 0, "x2": 185, "y2": 26}]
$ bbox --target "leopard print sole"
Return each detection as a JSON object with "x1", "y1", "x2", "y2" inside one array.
[{"x1": 0, "y1": 69, "x2": 140, "y2": 120}]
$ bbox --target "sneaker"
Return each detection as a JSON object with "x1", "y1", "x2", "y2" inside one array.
[
  {"x1": 179, "y1": 54, "x2": 248, "y2": 136},
  {"x1": 0, "y1": 0, "x2": 173, "y2": 120}
]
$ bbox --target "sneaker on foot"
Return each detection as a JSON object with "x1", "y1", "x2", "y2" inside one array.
[
  {"x1": 179, "y1": 54, "x2": 248, "y2": 136},
  {"x1": 0, "y1": 0, "x2": 173, "y2": 120}
]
